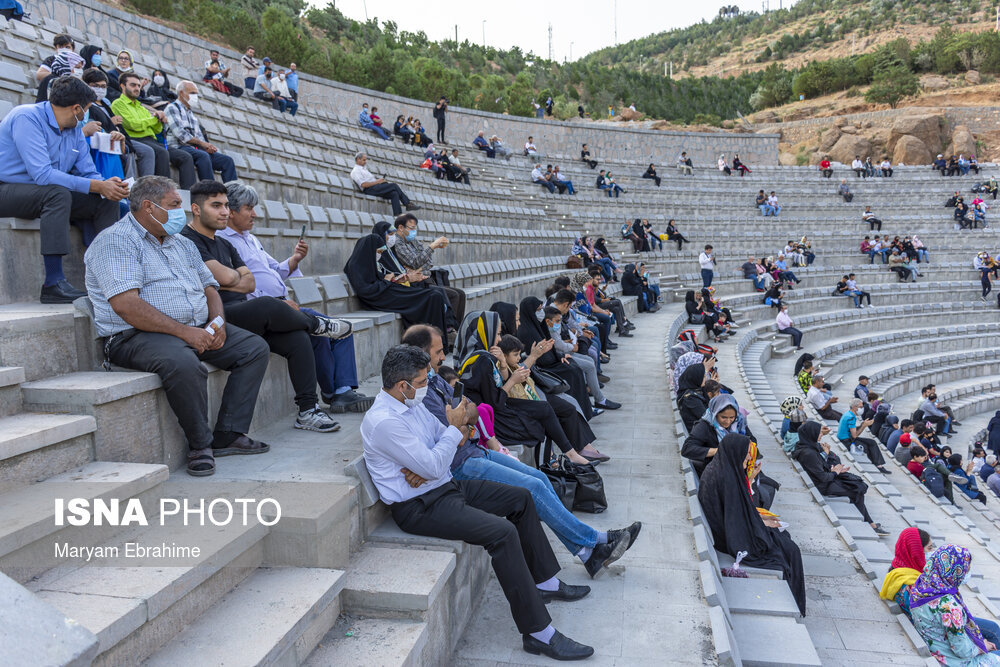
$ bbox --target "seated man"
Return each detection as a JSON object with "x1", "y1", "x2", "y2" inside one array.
[
  {"x1": 442, "y1": 149, "x2": 470, "y2": 185},
  {"x1": 0, "y1": 76, "x2": 126, "y2": 303},
  {"x1": 846, "y1": 273, "x2": 872, "y2": 307},
  {"x1": 35, "y1": 33, "x2": 75, "y2": 83},
  {"x1": 862, "y1": 206, "x2": 882, "y2": 231},
  {"x1": 580, "y1": 143, "x2": 597, "y2": 169},
  {"x1": 252, "y1": 65, "x2": 293, "y2": 114},
  {"x1": 401, "y1": 325, "x2": 640, "y2": 576},
  {"x1": 888, "y1": 249, "x2": 917, "y2": 282},
  {"x1": 164, "y1": 81, "x2": 238, "y2": 184},
  {"x1": 219, "y1": 182, "x2": 373, "y2": 413},
  {"x1": 767, "y1": 191, "x2": 781, "y2": 216},
  {"x1": 551, "y1": 166, "x2": 574, "y2": 195},
  {"x1": 472, "y1": 131, "x2": 495, "y2": 158},
  {"x1": 819, "y1": 156, "x2": 833, "y2": 178},
  {"x1": 838, "y1": 398, "x2": 889, "y2": 473},
  {"x1": 112, "y1": 71, "x2": 199, "y2": 188},
  {"x1": 358, "y1": 102, "x2": 388, "y2": 139},
  {"x1": 797, "y1": 359, "x2": 816, "y2": 394},
  {"x1": 380, "y1": 213, "x2": 466, "y2": 328},
  {"x1": 807, "y1": 375, "x2": 842, "y2": 421},
  {"x1": 351, "y1": 152, "x2": 420, "y2": 216},
  {"x1": 755, "y1": 190, "x2": 774, "y2": 216},
  {"x1": 543, "y1": 165, "x2": 567, "y2": 194},
  {"x1": 361, "y1": 344, "x2": 594, "y2": 661},
  {"x1": 523, "y1": 136, "x2": 538, "y2": 156},
  {"x1": 676, "y1": 151, "x2": 693, "y2": 175},
  {"x1": 921, "y1": 390, "x2": 955, "y2": 436},
  {"x1": 84, "y1": 176, "x2": 272, "y2": 477},
  {"x1": 269, "y1": 69, "x2": 299, "y2": 116},
  {"x1": 837, "y1": 179, "x2": 853, "y2": 202},
  {"x1": 531, "y1": 163, "x2": 555, "y2": 193},
  {"x1": 597, "y1": 170, "x2": 624, "y2": 198},
  {"x1": 906, "y1": 445, "x2": 956, "y2": 503},
  {"x1": 851, "y1": 155, "x2": 865, "y2": 178},
  {"x1": 181, "y1": 180, "x2": 350, "y2": 433}
]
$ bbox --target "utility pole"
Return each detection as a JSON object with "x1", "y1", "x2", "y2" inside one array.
[
  {"x1": 482, "y1": 20, "x2": 486, "y2": 48},
  {"x1": 548, "y1": 23, "x2": 553, "y2": 62},
  {"x1": 996, "y1": 5, "x2": 999, "y2": 32},
  {"x1": 455, "y1": 25, "x2": 458, "y2": 43}
]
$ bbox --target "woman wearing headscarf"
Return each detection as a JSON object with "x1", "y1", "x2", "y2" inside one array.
[
  {"x1": 987, "y1": 410, "x2": 1000, "y2": 458},
  {"x1": 144, "y1": 69, "x2": 177, "y2": 106},
  {"x1": 35, "y1": 49, "x2": 84, "y2": 101},
  {"x1": 106, "y1": 49, "x2": 134, "y2": 96},
  {"x1": 622, "y1": 264, "x2": 651, "y2": 312},
  {"x1": 516, "y1": 297, "x2": 593, "y2": 421},
  {"x1": 702, "y1": 287, "x2": 734, "y2": 325},
  {"x1": 682, "y1": 394, "x2": 753, "y2": 476},
  {"x1": 591, "y1": 237, "x2": 620, "y2": 281},
  {"x1": 879, "y1": 527, "x2": 933, "y2": 618},
  {"x1": 489, "y1": 301, "x2": 518, "y2": 337},
  {"x1": 665, "y1": 220, "x2": 688, "y2": 251},
  {"x1": 791, "y1": 421, "x2": 888, "y2": 536},
  {"x1": 779, "y1": 396, "x2": 807, "y2": 453},
  {"x1": 698, "y1": 434, "x2": 806, "y2": 615},
  {"x1": 677, "y1": 363, "x2": 711, "y2": 433},
  {"x1": 630, "y1": 218, "x2": 649, "y2": 252},
  {"x1": 673, "y1": 351, "x2": 706, "y2": 393},
  {"x1": 457, "y1": 311, "x2": 605, "y2": 465},
  {"x1": 343, "y1": 228, "x2": 449, "y2": 340},
  {"x1": 909, "y1": 545, "x2": 1000, "y2": 663}
]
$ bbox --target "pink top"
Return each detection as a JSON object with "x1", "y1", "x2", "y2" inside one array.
[
  {"x1": 584, "y1": 283, "x2": 597, "y2": 307},
  {"x1": 776, "y1": 310, "x2": 793, "y2": 330}
]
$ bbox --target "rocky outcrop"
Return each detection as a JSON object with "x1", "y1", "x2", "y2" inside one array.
[
  {"x1": 778, "y1": 151, "x2": 797, "y2": 166},
  {"x1": 619, "y1": 108, "x2": 641, "y2": 121},
  {"x1": 948, "y1": 124, "x2": 977, "y2": 156},
  {"x1": 920, "y1": 74, "x2": 950, "y2": 91},
  {"x1": 887, "y1": 114, "x2": 945, "y2": 156},
  {"x1": 965, "y1": 70, "x2": 981, "y2": 85},
  {"x1": 828, "y1": 133, "x2": 872, "y2": 164},
  {"x1": 893, "y1": 134, "x2": 934, "y2": 165},
  {"x1": 818, "y1": 126, "x2": 841, "y2": 152}
]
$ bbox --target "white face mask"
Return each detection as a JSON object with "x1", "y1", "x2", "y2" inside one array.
[
  {"x1": 153, "y1": 75, "x2": 165, "y2": 86},
  {"x1": 535, "y1": 309, "x2": 545, "y2": 322},
  {"x1": 386, "y1": 234, "x2": 398, "y2": 248},
  {"x1": 187, "y1": 94, "x2": 199, "y2": 108},
  {"x1": 90, "y1": 86, "x2": 107, "y2": 100},
  {"x1": 403, "y1": 382, "x2": 427, "y2": 408}
]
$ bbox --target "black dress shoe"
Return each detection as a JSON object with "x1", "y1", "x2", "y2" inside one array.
[
  {"x1": 606, "y1": 521, "x2": 642, "y2": 551},
  {"x1": 618, "y1": 330, "x2": 633, "y2": 337},
  {"x1": 597, "y1": 373, "x2": 611, "y2": 384},
  {"x1": 40, "y1": 280, "x2": 86, "y2": 304},
  {"x1": 594, "y1": 399, "x2": 621, "y2": 410},
  {"x1": 605, "y1": 341, "x2": 619, "y2": 350},
  {"x1": 583, "y1": 532, "x2": 630, "y2": 578},
  {"x1": 522, "y1": 630, "x2": 594, "y2": 660},
  {"x1": 538, "y1": 580, "x2": 591, "y2": 603}
]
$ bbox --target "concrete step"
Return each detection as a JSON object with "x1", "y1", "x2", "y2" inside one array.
[
  {"x1": 304, "y1": 616, "x2": 428, "y2": 667},
  {"x1": 0, "y1": 306, "x2": 86, "y2": 380},
  {"x1": 142, "y1": 566, "x2": 345, "y2": 667},
  {"x1": 28, "y1": 517, "x2": 269, "y2": 666},
  {"x1": 0, "y1": 462, "x2": 169, "y2": 582},
  {"x1": 340, "y1": 545, "x2": 455, "y2": 619},
  {"x1": 0, "y1": 411, "x2": 96, "y2": 494},
  {"x1": 0, "y1": 366, "x2": 24, "y2": 417}
]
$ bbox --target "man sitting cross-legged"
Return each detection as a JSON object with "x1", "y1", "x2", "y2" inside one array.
[
  {"x1": 361, "y1": 344, "x2": 595, "y2": 661},
  {"x1": 219, "y1": 182, "x2": 373, "y2": 413},
  {"x1": 401, "y1": 324, "x2": 641, "y2": 577},
  {"x1": 180, "y1": 180, "x2": 350, "y2": 433},
  {"x1": 84, "y1": 175, "x2": 271, "y2": 477}
]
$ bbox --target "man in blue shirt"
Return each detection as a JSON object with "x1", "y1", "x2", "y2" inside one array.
[
  {"x1": 401, "y1": 324, "x2": 640, "y2": 578},
  {"x1": 837, "y1": 398, "x2": 889, "y2": 473},
  {"x1": 0, "y1": 76, "x2": 128, "y2": 302},
  {"x1": 285, "y1": 62, "x2": 299, "y2": 101}
]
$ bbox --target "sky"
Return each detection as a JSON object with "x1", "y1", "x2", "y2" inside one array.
[{"x1": 323, "y1": 0, "x2": 802, "y2": 61}]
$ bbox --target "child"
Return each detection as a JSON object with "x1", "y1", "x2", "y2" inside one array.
[
  {"x1": 438, "y1": 365, "x2": 459, "y2": 387},
  {"x1": 972, "y1": 447, "x2": 987, "y2": 474}
]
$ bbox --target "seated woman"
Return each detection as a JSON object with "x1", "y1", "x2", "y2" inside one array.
[
  {"x1": 665, "y1": 220, "x2": 688, "y2": 251},
  {"x1": 702, "y1": 287, "x2": 734, "y2": 325},
  {"x1": 682, "y1": 395, "x2": 754, "y2": 476},
  {"x1": 948, "y1": 454, "x2": 988, "y2": 505},
  {"x1": 591, "y1": 237, "x2": 621, "y2": 281},
  {"x1": 732, "y1": 153, "x2": 751, "y2": 177},
  {"x1": 911, "y1": 235, "x2": 930, "y2": 263},
  {"x1": 456, "y1": 312, "x2": 605, "y2": 466},
  {"x1": 685, "y1": 291, "x2": 728, "y2": 342},
  {"x1": 779, "y1": 395, "x2": 808, "y2": 453},
  {"x1": 622, "y1": 264, "x2": 656, "y2": 313},
  {"x1": 909, "y1": 545, "x2": 1000, "y2": 663},
  {"x1": 343, "y1": 226, "x2": 450, "y2": 342},
  {"x1": 144, "y1": 69, "x2": 177, "y2": 107},
  {"x1": 676, "y1": 362, "x2": 721, "y2": 433},
  {"x1": 791, "y1": 421, "x2": 888, "y2": 535},
  {"x1": 516, "y1": 297, "x2": 594, "y2": 421},
  {"x1": 698, "y1": 433, "x2": 806, "y2": 615},
  {"x1": 879, "y1": 527, "x2": 933, "y2": 619}
]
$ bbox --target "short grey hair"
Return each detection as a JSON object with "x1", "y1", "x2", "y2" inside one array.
[
  {"x1": 850, "y1": 397, "x2": 863, "y2": 409},
  {"x1": 129, "y1": 175, "x2": 177, "y2": 212},
  {"x1": 987, "y1": 454, "x2": 998, "y2": 466},
  {"x1": 225, "y1": 181, "x2": 259, "y2": 212},
  {"x1": 381, "y1": 345, "x2": 430, "y2": 389},
  {"x1": 174, "y1": 79, "x2": 196, "y2": 96},
  {"x1": 355, "y1": 152, "x2": 366, "y2": 162}
]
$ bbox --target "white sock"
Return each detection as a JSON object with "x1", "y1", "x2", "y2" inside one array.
[
  {"x1": 536, "y1": 576, "x2": 559, "y2": 592},
  {"x1": 596, "y1": 531, "x2": 608, "y2": 544},
  {"x1": 530, "y1": 625, "x2": 556, "y2": 644},
  {"x1": 576, "y1": 546, "x2": 593, "y2": 562}
]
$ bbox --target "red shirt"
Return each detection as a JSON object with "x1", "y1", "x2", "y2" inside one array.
[
  {"x1": 820, "y1": 159, "x2": 831, "y2": 169},
  {"x1": 906, "y1": 460, "x2": 925, "y2": 478}
]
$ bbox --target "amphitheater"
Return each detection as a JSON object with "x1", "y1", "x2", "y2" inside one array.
[{"x1": 3, "y1": 1, "x2": 1000, "y2": 666}]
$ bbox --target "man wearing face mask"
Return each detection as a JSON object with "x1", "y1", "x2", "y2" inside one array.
[
  {"x1": 84, "y1": 176, "x2": 272, "y2": 477},
  {"x1": 269, "y1": 69, "x2": 298, "y2": 116},
  {"x1": 164, "y1": 81, "x2": 238, "y2": 183},
  {"x1": 0, "y1": 76, "x2": 127, "y2": 303}
]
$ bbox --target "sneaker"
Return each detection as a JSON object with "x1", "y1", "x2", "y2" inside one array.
[
  {"x1": 295, "y1": 407, "x2": 341, "y2": 432},
  {"x1": 312, "y1": 316, "x2": 352, "y2": 340},
  {"x1": 597, "y1": 373, "x2": 611, "y2": 384},
  {"x1": 872, "y1": 523, "x2": 891, "y2": 537},
  {"x1": 325, "y1": 389, "x2": 375, "y2": 413},
  {"x1": 591, "y1": 408, "x2": 604, "y2": 417},
  {"x1": 950, "y1": 474, "x2": 968, "y2": 484}
]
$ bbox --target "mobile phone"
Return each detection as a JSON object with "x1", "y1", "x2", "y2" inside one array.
[
  {"x1": 450, "y1": 381, "x2": 464, "y2": 409},
  {"x1": 299, "y1": 224, "x2": 306, "y2": 240}
]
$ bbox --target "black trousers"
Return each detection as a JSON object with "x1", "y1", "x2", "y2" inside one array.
[
  {"x1": 133, "y1": 136, "x2": 198, "y2": 189},
  {"x1": 390, "y1": 479, "x2": 557, "y2": 635},
  {"x1": 642, "y1": 173, "x2": 661, "y2": 186},
  {"x1": 364, "y1": 182, "x2": 410, "y2": 216},
  {"x1": 599, "y1": 298, "x2": 628, "y2": 331},
  {"x1": 107, "y1": 325, "x2": 269, "y2": 451},
  {"x1": 867, "y1": 218, "x2": 882, "y2": 231},
  {"x1": 442, "y1": 285, "x2": 466, "y2": 326},
  {"x1": 223, "y1": 297, "x2": 321, "y2": 411},
  {"x1": 840, "y1": 437, "x2": 885, "y2": 467},
  {"x1": 668, "y1": 232, "x2": 688, "y2": 250},
  {"x1": 0, "y1": 182, "x2": 119, "y2": 256},
  {"x1": 436, "y1": 117, "x2": 446, "y2": 143}
]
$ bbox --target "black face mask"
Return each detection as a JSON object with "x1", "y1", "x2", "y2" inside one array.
[{"x1": 788, "y1": 420, "x2": 802, "y2": 433}]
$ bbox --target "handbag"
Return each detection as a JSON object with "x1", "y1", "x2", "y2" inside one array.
[
  {"x1": 530, "y1": 366, "x2": 569, "y2": 394},
  {"x1": 540, "y1": 455, "x2": 608, "y2": 513}
]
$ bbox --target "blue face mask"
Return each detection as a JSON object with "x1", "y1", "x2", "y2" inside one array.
[
  {"x1": 91, "y1": 53, "x2": 103, "y2": 67},
  {"x1": 427, "y1": 368, "x2": 436, "y2": 380},
  {"x1": 406, "y1": 229, "x2": 417, "y2": 241},
  {"x1": 151, "y1": 201, "x2": 187, "y2": 235},
  {"x1": 548, "y1": 324, "x2": 560, "y2": 336}
]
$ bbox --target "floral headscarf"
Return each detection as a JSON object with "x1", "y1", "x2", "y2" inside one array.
[
  {"x1": 909, "y1": 545, "x2": 989, "y2": 653},
  {"x1": 570, "y1": 271, "x2": 591, "y2": 294},
  {"x1": 674, "y1": 351, "x2": 705, "y2": 392}
]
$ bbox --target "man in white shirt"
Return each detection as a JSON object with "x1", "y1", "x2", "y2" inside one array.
[
  {"x1": 531, "y1": 163, "x2": 555, "y2": 193},
  {"x1": 852, "y1": 155, "x2": 866, "y2": 178},
  {"x1": 845, "y1": 273, "x2": 872, "y2": 307},
  {"x1": 268, "y1": 69, "x2": 298, "y2": 116},
  {"x1": 699, "y1": 245, "x2": 716, "y2": 288},
  {"x1": 767, "y1": 191, "x2": 781, "y2": 216},
  {"x1": 862, "y1": 206, "x2": 881, "y2": 231},
  {"x1": 350, "y1": 152, "x2": 420, "y2": 216},
  {"x1": 361, "y1": 345, "x2": 594, "y2": 661},
  {"x1": 807, "y1": 375, "x2": 842, "y2": 420},
  {"x1": 524, "y1": 136, "x2": 538, "y2": 156}
]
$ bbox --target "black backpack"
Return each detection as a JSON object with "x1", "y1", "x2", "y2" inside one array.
[{"x1": 922, "y1": 467, "x2": 946, "y2": 498}]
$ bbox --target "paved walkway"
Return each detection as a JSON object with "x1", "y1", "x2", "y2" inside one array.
[{"x1": 450, "y1": 307, "x2": 716, "y2": 667}]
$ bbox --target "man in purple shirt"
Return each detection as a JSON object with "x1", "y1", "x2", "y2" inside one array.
[
  {"x1": 220, "y1": 182, "x2": 373, "y2": 413},
  {"x1": 0, "y1": 76, "x2": 128, "y2": 303}
]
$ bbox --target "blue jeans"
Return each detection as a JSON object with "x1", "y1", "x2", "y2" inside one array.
[
  {"x1": 649, "y1": 284, "x2": 661, "y2": 301},
  {"x1": 301, "y1": 307, "x2": 359, "y2": 398},
  {"x1": 452, "y1": 449, "x2": 598, "y2": 554},
  {"x1": 594, "y1": 258, "x2": 615, "y2": 280},
  {"x1": 759, "y1": 204, "x2": 775, "y2": 216},
  {"x1": 752, "y1": 275, "x2": 765, "y2": 290},
  {"x1": 175, "y1": 145, "x2": 238, "y2": 183},
  {"x1": 916, "y1": 249, "x2": 929, "y2": 262},
  {"x1": 648, "y1": 236, "x2": 662, "y2": 251},
  {"x1": 555, "y1": 179, "x2": 575, "y2": 194},
  {"x1": 278, "y1": 98, "x2": 299, "y2": 116},
  {"x1": 701, "y1": 269, "x2": 713, "y2": 287},
  {"x1": 976, "y1": 617, "x2": 1000, "y2": 647}
]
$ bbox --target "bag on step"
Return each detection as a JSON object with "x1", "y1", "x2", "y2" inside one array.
[
  {"x1": 540, "y1": 455, "x2": 607, "y2": 513},
  {"x1": 922, "y1": 467, "x2": 946, "y2": 498}
]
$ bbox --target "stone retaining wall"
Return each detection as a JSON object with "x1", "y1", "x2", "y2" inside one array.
[{"x1": 34, "y1": 0, "x2": 779, "y2": 166}]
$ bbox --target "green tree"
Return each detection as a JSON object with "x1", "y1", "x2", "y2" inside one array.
[
  {"x1": 864, "y1": 65, "x2": 919, "y2": 108},
  {"x1": 261, "y1": 6, "x2": 302, "y2": 65}
]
